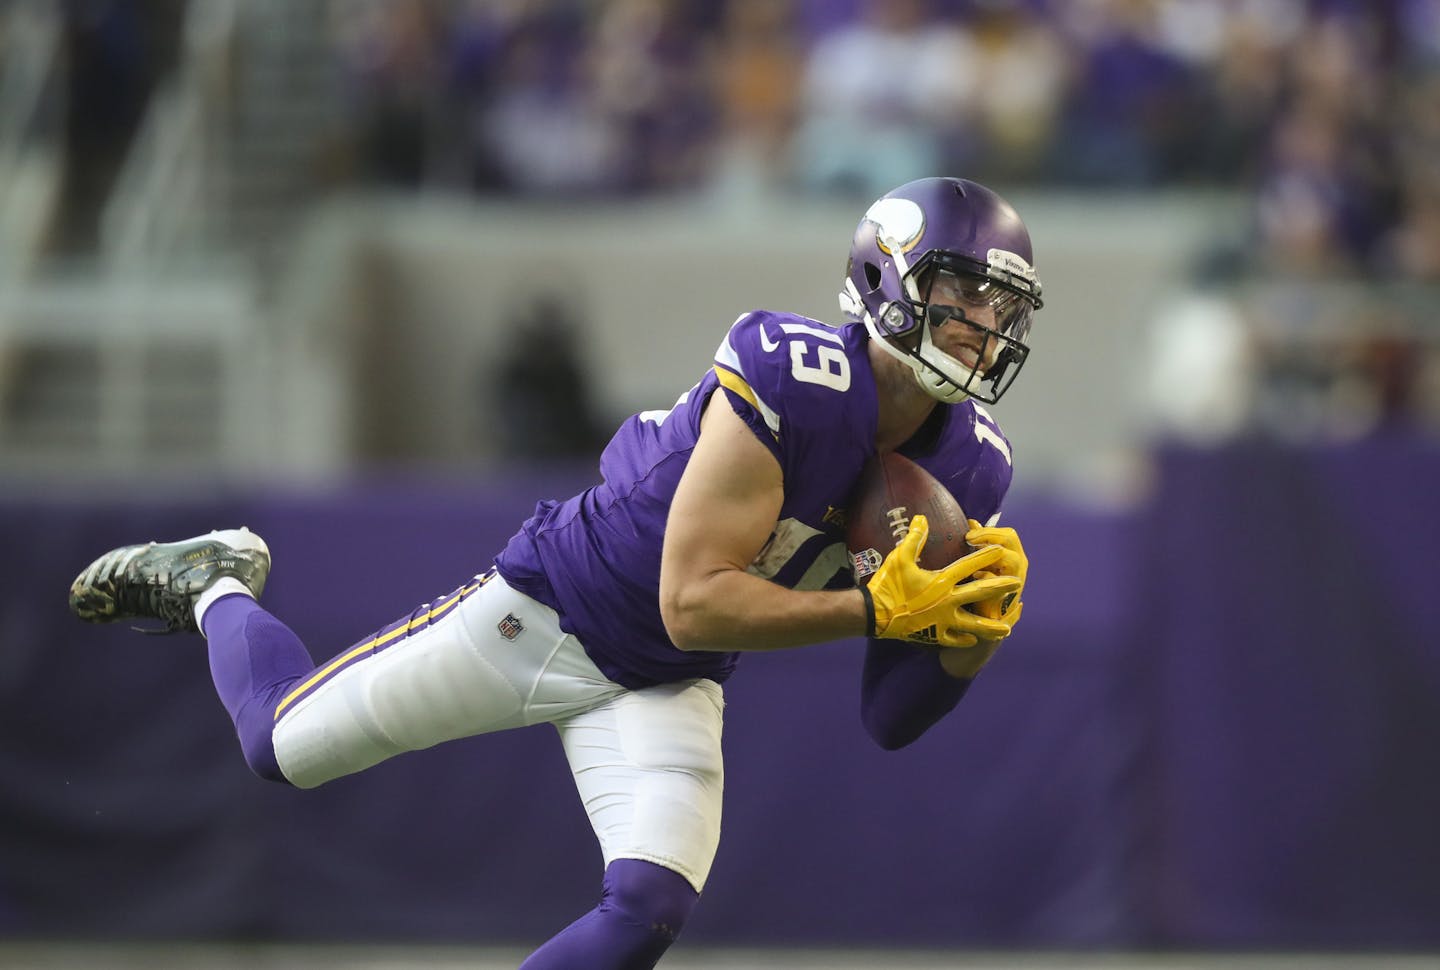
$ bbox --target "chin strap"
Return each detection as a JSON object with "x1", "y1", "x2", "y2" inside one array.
[
  {"x1": 912, "y1": 319, "x2": 976, "y2": 403},
  {"x1": 860, "y1": 307, "x2": 972, "y2": 404}
]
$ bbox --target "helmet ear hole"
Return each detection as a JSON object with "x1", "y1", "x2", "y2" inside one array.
[{"x1": 864, "y1": 262, "x2": 883, "y2": 291}]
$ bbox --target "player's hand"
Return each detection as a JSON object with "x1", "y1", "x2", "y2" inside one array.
[
  {"x1": 862, "y1": 514, "x2": 1021, "y2": 649},
  {"x1": 963, "y1": 519, "x2": 1027, "y2": 628}
]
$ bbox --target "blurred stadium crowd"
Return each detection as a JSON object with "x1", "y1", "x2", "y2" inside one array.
[
  {"x1": 19, "y1": 0, "x2": 1440, "y2": 457},
  {"x1": 53, "y1": 0, "x2": 1440, "y2": 276},
  {"x1": 329, "y1": 0, "x2": 1440, "y2": 444},
  {"x1": 328, "y1": 0, "x2": 1440, "y2": 282}
]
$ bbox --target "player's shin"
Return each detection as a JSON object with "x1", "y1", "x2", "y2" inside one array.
[
  {"x1": 519, "y1": 858, "x2": 699, "y2": 970},
  {"x1": 200, "y1": 593, "x2": 314, "y2": 784}
]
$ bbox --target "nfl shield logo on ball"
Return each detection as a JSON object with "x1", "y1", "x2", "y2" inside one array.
[
  {"x1": 498, "y1": 613, "x2": 524, "y2": 641},
  {"x1": 851, "y1": 547, "x2": 884, "y2": 580}
]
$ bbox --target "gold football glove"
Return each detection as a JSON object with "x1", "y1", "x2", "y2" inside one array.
[
  {"x1": 862, "y1": 514, "x2": 1022, "y2": 649},
  {"x1": 963, "y1": 519, "x2": 1027, "y2": 627}
]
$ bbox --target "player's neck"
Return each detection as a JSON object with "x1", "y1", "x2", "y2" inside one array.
[{"x1": 870, "y1": 343, "x2": 940, "y2": 453}]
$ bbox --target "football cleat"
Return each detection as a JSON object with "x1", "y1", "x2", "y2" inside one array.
[{"x1": 68, "y1": 528, "x2": 271, "y2": 634}]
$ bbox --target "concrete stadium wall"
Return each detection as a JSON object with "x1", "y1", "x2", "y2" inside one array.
[{"x1": 280, "y1": 191, "x2": 1243, "y2": 495}]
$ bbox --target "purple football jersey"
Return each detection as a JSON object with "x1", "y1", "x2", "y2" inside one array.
[{"x1": 495, "y1": 310, "x2": 1014, "y2": 689}]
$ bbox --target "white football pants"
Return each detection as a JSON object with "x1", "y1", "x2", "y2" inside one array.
[{"x1": 270, "y1": 571, "x2": 726, "y2": 892}]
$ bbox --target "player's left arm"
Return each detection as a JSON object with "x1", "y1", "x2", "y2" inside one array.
[
  {"x1": 858, "y1": 517, "x2": 1028, "y2": 749},
  {"x1": 860, "y1": 639, "x2": 975, "y2": 750}
]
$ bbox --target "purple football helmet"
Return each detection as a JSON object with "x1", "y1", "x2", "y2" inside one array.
[{"x1": 839, "y1": 177, "x2": 1043, "y2": 405}]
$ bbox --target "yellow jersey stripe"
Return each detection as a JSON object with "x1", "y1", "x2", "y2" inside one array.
[
  {"x1": 713, "y1": 364, "x2": 779, "y2": 440},
  {"x1": 712, "y1": 363, "x2": 758, "y2": 410}
]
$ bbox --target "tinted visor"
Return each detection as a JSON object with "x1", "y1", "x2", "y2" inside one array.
[
  {"x1": 905, "y1": 256, "x2": 1038, "y2": 404},
  {"x1": 919, "y1": 264, "x2": 1036, "y2": 345}
]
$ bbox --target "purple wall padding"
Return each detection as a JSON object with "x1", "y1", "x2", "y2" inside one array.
[{"x1": 1, "y1": 441, "x2": 1437, "y2": 948}]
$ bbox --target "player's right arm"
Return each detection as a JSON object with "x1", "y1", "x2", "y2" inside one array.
[
  {"x1": 660, "y1": 313, "x2": 1014, "y2": 653},
  {"x1": 659, "y1": 396, "x2": 870, "y2": 652},
  {"x1": 660, "y1": 400, "x2": 1018, "y2": 654}
]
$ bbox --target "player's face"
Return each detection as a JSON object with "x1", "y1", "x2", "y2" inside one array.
[{"x1": 923, "y1": 269, "x2": 1021, "y2": 374}]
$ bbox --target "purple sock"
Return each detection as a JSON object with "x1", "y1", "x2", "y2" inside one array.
[
  {"x1": 201, "y1": 593, "x2": 315, "y2": 784},
  {"x1": 519, "y1": 859, "x2": 698, "y2": 969}
]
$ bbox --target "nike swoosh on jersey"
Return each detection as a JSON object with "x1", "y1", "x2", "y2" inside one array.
[{"x1": 759, "y1": 326, "x2": 781, "y2": 353}]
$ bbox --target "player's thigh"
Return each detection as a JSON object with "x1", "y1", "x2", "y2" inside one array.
[
  {"x1": 556, "y1": 678, "x2": 725, "y2": 893},
  {"x1": 272, "y1": 571, "x2": 620, "y2": 788}
]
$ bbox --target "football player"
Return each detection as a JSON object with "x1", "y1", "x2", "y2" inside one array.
[{"x1": 69, "y1": 176, "x2": 1040, "y2": 969}]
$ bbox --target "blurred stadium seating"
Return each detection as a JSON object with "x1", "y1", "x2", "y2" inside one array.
[{"x1": 1, "y1": 0, "x2": 1436, "y2": 485}]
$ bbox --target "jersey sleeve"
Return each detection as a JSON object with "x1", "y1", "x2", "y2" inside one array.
[
  {"x1": 710, "y1": 311, "x2": 862, "y2": 474},
  {"x1": 960, "y1": 404, "x2": 1014, "y2": 527},
  {"x1": 914, "y1": 401, "x2": 1014, "y2": 529}
]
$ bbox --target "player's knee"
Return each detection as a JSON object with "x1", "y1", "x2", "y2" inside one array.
[
  {"x1": 601, "y1": 858, "x2": 699, "y2": 943},
  {"x1": 234, "y1": 700, "x2": 294, "y2": 785},
  {"x1": 239, "y1": 736, "x2": 291, "y2": 784}
]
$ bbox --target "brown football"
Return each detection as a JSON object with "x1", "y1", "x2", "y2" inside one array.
[{"x1": 845, "y1": 451, "x2": 971, "y2": 585}]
